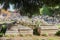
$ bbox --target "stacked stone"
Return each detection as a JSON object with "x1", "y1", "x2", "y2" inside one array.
[{"x1": 5, "y1": 25, "x2": 33, "y2": 36}]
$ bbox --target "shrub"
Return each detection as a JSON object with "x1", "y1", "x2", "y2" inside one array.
[
  {"x1": 40, "y1": 5, "x2": 51, "y2": 16},
  {"x1": 0, "y1": 32, "x2": 3, "y2": 37},
  {"x1": 55, "y1": 31, "x2": 60, "y2": 36},
  {"x1": 1, "y1": 25, "x2": 7, "y2": 34},
  {"x1": 42, "y1": 33, "x2": 48, "y2": 36},
  {"x1": 33, "y1": 28, "x2": 40, "y2": 36}
]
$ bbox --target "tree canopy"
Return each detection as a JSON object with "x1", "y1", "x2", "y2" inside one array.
[{"x1": 0, "y1": 0, "x2": 60, "y2": 17}]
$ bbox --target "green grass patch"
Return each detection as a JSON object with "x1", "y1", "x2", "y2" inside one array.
[{"x1": 57, "y1": 24, "x2": 60, "y2": 28}]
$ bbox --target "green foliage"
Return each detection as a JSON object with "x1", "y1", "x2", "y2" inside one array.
[
  {"x1": 0, "y1": 0, "x2": 41, "y2": 17},
  {"x1": 0, "y1": 24, "x2": 7, "y2": 36},
  {"x1": 55, "y1": 31, "x2": 60, "y2": 36},
  {"x1": 40, "y1": 5, "x2": 52, "y2": 16},
  {"x1": 40, "y1": 0, "x2": 60, "y2": 7},
  {"x1": 0, "y1": 0, "x2": 60, "y2": 17},
  {"x1": 0, "y1": 25, "x2": 7, "y2": 37},
  {"x1": 35, "y1": 20, "x2": 41, "y2": 27},
  {"x1": 33, "y1": 28, "x2": 40, "y2": 36},
  {"x1": 57, "y1": 24, "x2": 60, "y2": 28},
  {"x1": 0, "y1": 32, "x2": 3, "y2": 37},
  {"x1": 42, "y1": 33, "x2": 48, "y2": 36},
  {"x1": 2, "y1": 25, "x2": 6, "y2": 28}
]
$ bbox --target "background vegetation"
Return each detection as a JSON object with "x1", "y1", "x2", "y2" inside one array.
[{"x1": 0, "y1": 0, "x2": 60, "y2": 17}]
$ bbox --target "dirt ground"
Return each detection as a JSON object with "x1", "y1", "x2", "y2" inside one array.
[{"x1": 0, "y1": 35, "x2": 60, "y2": 40}]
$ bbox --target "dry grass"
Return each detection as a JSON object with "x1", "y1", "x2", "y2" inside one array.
[{"x1": 3, "y1": 35, "x2": 60, "y2": 40}]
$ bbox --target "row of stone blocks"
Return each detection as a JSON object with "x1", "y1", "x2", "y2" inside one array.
[{"x1": 5, "y1": 25, "x2": 33, "y2": 36}]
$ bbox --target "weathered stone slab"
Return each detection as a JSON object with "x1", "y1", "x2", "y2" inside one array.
[
  {"x1": 18, "y1": 25, "x2": 33, "y2": 35},
  {"x1": 38, "y1": 25, "x2": 58, "y2": 35},
  {"x1": 5, "y1": 30, "x2": 19, "y2": 36}
]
